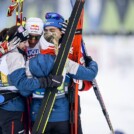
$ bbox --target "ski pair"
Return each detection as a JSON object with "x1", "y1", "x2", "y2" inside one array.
[
  {"x1": 32, "y1": 0, "x2": 85, "y2": 134},
  {"x1": 69, "y1": 0, "x2": 114, "y2": 133},
  {"x1": 69, "y1": 7, "x2": 84, "y2": 134}
]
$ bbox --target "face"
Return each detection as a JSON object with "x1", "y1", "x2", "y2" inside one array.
[
  {"x1": 44, "y1": 26, "x2": 62, "y2": 41},
  {"x1": 18, "y1": 40, "x2": 29, "y2": 51},
  {"x1": 28, "y1": 33, "x2": 41, "y2": 48}
]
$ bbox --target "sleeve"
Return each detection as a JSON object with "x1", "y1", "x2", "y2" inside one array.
[
  {"x1": 6, "y1": 52, "x2": 25, "y2": 74},
  {"x1": 7, "y1": 52, "x2": 41, "y2": 96},
  {"x1": 79, "y1": 81, "x2": 92, "y2": 91},
  {"x1": 8, "y1": 68, "x2": 41, "y2": 97},
  {"x1": 67, "y1": 59, "x2": 98, "y2": 81}
]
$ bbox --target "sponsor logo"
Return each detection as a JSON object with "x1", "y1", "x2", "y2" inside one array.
[
  {"x1": 30, "y1": 24, "x2": 39, "y2": 30},
  {"x1": 27, "y1": 49, "x2": 39, "y2": 58}
]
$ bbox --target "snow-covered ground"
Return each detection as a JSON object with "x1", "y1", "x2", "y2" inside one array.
[{"x1": 80, "y1": 36, "x2": 134, "y2": 134}]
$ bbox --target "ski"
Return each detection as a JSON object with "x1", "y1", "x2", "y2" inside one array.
[
  {"x1": 19, "y1": 0, "x2": 24, "y2": 25},
  {"x1": 32, "y1": 0, "x2": 84, "y2": 133},
  {"x1": 70, "y1": 8, "x2": 84, "y2": 134},
  {"x1": 68, "y1": 0, "x2": 85, "y2": 133}
]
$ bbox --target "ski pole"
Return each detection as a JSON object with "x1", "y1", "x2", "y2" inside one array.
[
  {"x1": 81, "y1": 41, "x2": 114, "y2": 134},
  {"x1": 15, "y1": 0, "x2": 20, "y2": 25},
  {"x1": 92, "y1": 79, "x2": 114, "y2": 134},
  {"x1": 19, "y1": 0, "x2": 24, "y2": 25}
]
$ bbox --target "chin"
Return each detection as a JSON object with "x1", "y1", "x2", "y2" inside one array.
[{"x1": 29, "y1": 44, "x2": 36, "y2": 48}]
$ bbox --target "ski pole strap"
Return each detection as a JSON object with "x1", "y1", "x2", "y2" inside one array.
[{"x1": 75, "y1": 29, "x2": 82, "y2": 35}]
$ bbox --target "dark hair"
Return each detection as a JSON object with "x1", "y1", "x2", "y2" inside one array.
[
  {"x1": 0, "y1": 28, "x2": 9, "y2": 42},
  {"x1": 3, "y1": 25, "x2": 20, "y2": 42}
]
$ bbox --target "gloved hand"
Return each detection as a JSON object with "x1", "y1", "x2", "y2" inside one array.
[
  {"x1": 0, "y1": 36, "x2": 22, "y2": 58},
  {"x1": 8, "y1": 36, "x2": 21, "y2": 48},
  {"x1": 39, "y1": 74, "x2": 63, "y2": 89},
  {"x1": 84, "y1": 56, "x2": 93, "y2": 67},
  {"x1": 0, "y1": 41, "x2": 8, "y2": 58},
  {"x1": 60, "y1": 20, "x2": 68, "y2": 34}
]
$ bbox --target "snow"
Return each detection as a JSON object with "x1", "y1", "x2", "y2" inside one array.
[{"x1": 80, "y1": 36, "x2": 134, "y2": 134}]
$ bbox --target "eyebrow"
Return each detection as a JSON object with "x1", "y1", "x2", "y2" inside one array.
[{"x1": 45, "y1": 28, "x2": 56, "y2": 31}]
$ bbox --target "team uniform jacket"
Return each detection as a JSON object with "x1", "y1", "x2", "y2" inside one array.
[{"x1": 7, "y1": 46, "x2": 98, "y2": 122}]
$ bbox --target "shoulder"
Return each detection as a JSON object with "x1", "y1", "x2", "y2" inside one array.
[
  {"x1": 29, "y1": 54, "x2": 55, "y2": 77},
  {"x1": 6, "y1": 50, "x2": 25, "y2": 74}
]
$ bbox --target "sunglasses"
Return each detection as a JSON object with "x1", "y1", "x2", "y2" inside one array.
[
  {"x1": 29, "y1": 35, "x2": 41, "y2": 40},
  {"x1": 45, "y1": 12, "x2": 64, "y2": 21}
]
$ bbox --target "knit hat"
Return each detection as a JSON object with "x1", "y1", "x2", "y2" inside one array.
[
  {"x1": 26, "y1": 17, "x2": 43, "y2": 35},
  {"x1": 115, "y1": 130, "x2": 125, "y2": 134},
  {"x1": 44, "y1": 12, "x2": 64, "y2": 29}
]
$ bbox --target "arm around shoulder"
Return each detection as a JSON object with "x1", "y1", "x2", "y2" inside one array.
[{"x1": 7, "y1": 51, "x2": 41, "y2": 96}]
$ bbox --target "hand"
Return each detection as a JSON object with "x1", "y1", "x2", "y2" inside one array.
[
  {"x1": 8, "y1": 36, "x2": 21, "y2": 50},
  {"x1": 84, "y1": 56, "x2": 93, "y2": 67},
  {"x1": 0, "y1": 41, "x2": 8, "y2": 57},
  {"x1": 44, "y1": 32, "x2": 59, "y2": 44},
  {"x1": 44, "y1": 32, "x2": 53, "y2": 43},
  {"x1": 60, "y1": 20, "x2": 68, "y2": 34},
  {"x1": 39, "y1": 74, "x2": 63, "y2": 89}
]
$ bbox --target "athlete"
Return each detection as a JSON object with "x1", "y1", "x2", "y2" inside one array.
[{"x1": 30, "y1": 12, "x2": 98, "y2": 134}]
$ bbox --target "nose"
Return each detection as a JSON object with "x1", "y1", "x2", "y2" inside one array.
[{"x1": 25, "y1": 41, "x2": 29, "y2": 47}]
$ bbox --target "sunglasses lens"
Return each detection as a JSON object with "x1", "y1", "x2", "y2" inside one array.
[
  {"x1": 29, "y1": 35, "x2": 41, "y2": 40},
  {"x1": 45, "y1": 13, "x2": 64, "y2": 21}
]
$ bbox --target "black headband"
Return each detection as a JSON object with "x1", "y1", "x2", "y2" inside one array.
[{"x1": 8, "y1": 26, "x2": 29, "y2": 43}]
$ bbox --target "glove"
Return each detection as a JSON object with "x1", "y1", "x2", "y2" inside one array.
[
  {"x1": 60, "y1": 20, "x2": 68, "y2": 34},
  {"x1": 0, "y1": 41, "x2": 8, "y2": 58},
  {"x1": 84, "y1": 56, "x2": 93, "y2": 67},
  {"x1": 39, "y1": 74, "x2": 63, "y2": 89},
  {"x1": 8, "y1": 36, "x2": 21, "y2": 48}
]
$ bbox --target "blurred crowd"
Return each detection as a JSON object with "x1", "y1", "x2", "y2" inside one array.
[{"x1": 0, "y1": 0, "x2": 134, "y2": 34}]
